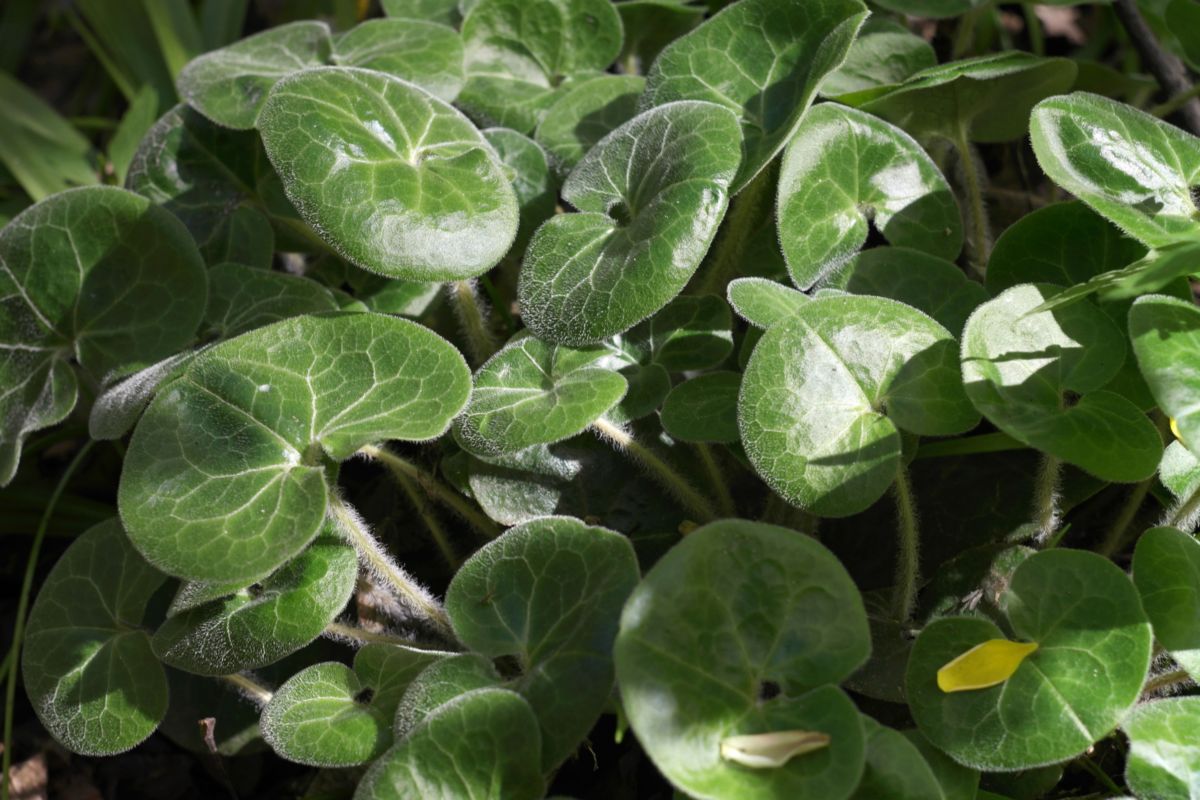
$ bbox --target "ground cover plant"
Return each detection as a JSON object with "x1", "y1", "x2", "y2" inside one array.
[{"x1": 4, "y1": 0, "x2": 1200, "y2": 798}]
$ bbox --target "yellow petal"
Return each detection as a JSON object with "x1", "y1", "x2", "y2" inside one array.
[
  {"x1": 1171, "y1": 417, "x2": 1184, "y2": 444},
  {"x1": 937, "y1": 638, "x2": 1038, "y2": 693},
  {"x1": 720, "y1": 730, "x2": 831, "y2": 769}
]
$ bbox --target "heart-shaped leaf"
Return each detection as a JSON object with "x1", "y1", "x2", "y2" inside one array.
[
  {"x1": 1030, "y1": 93, "x2": 1200, "y2": 248},
  {"x1": 519, "y1": 100, "x2": 742, "y2": 345},
  {"x1": 119, "y1": 312, "x2": 470, "y2": 582},
  {"x1": 203, "y1": 262, "x2": 339, "y2": 339},
  {"x1": 22, "y1": 519, "x2": 170, "y2": 756},
  {"x1": 89, "y1": 350, "x2": 199, "y2": 441},
  {"x1": 826, "y1": 248, "x2": 987, "y2": 334},
  {"x1": 355, "y1": 688, "x2": 545, "y2": 800},
  {"x1": 446, "y1": 515, "x2": 640, "y2": 768},
  {"x1": 1122, "y1": 697, "x2": 1200, "y2": 800},
  {"x1": 644, "y1": 294, "x2": 734, "y2": 372},
  {"x1": 393, "y1": 653, "x2": 503, "y2": 737},
  {"x1": 0, "y1": 185, "x2": 208, "y2": 485},
  {"x1": 457, "y1": 0, "x2": 624, "y2": 133},
  {"x1": 907, "y1": 549, "x2": 1152, "y2": 771},
  {"x1": 777, "y1": 103, "x2": 962, "y2": 289},
  {"x1": 1132, "y1": 527, "x2": 1200, "y2": 680},
  {"x1": 961, "y1": 284, "x2": 1162, "y2": 482},
  {"x1": 455, "y1": 335, "x2": 627, "y2": 457},
  {"x1": 615, "y1": 519, "x2": 870, "y2": 800},
  {"x1": 740, "y1": 295, "x2": 978, "y2": 517},
  {"x1": 259, "y1": 67, "x2": 518, "y2": 282},
  {"x1": 861, "y1": 53, "x2": 1077, "y2": 143},
  {"x1": 331, "y1": 19, "x2": 466, "y2": 102},
  {"x1": 640, "y1": 0, "x2": 868, "y2": 193},
  {"x1": 151, "y1": 531, "x2": 357, "y2": 675},
  {"x1": 661, "y1": 371, "x2": 741, "y2": 444},
  {"x1": 535, "y1": 74, "x2": 644, "y2": 174},
  {"x1": 823, "y1": 18, "x2": 936, "y2": 98},
  {"x1": 262, "y1": 643, "x2": 445, "y2": 766},
  {"x1": 1130, "y1": 294, "x2": 1200, "y2": 456},
  {"x1": 727, "y1": 277, "x2": 809, "y2": 329}
]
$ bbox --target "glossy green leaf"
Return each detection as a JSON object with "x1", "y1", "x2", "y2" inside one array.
[
  {"x1": 1031, "y1": 93, "x2": 1200, "y2": 249},
  {"x1": 262, "y1": 644, "x2": 445, "y2": 767},
  {"x1": 259, "y1": 67, "x2": 518, "y2": 281},
  {"x1": 727, "y1": 277, "x2": 809, "y2": 329},
  {"x1": 907, "y1": 549, "x2": 1152, "y2": 771},
  {"x1": 1123, "y1": 697, "x2": 1200, "y2": 800},
  {"x1": 861, "y1": 53, "x2": 1077, "y2": 143},
  {"x1": 0, "y1": 185, "x2": 207, "y2": 485},
  {"x1": 119, "y1": 312, "x2": 470, "y2": 582},
  {"x1": 740, "y1": 295, "x2": 978, "y2": 517},
  {"x1": 483, "y1": 127, "x2": 557, "y2": 250},
  {"x1": 331, "y1": 19, "x2": 465, "y2": 102},
  {"x1": 1133, "y1": 527, "x2": 1200, "y2": 680},
  {"x1": 203, "y1": 262, "x2": 338, "y2": 339},
  {"x1": 826, "y1": 247, "x2": 987, "y2": 334},
  {"x1": 1130, "y1": 295, "x2": 1200, "y2": 456},
  {"x1": 640, "y1": 0, "x2": 868, "y2": 193},
  {"x1": 201, "y1": 206, "x2": 276, "y2": 269},
  {"x1": 455, "y1": 335, "x2": 627, "y2": 457},
  {"x1": 393, "y1": 653, "x2": 503, "y2": 737},
  {"x1": 961, "y1": 284, "x2": 1162, "y2": 482},
  {"x1": 152, "y1": 532, "x2": 357, "y2": 675},
  {"x1": 850, "y1": 719, "x2": 946, "y2": 800},
  {"x1": 89, "y1": 350, "x2": 198, "y2": 441},
  {"x1": 778, "y1": 103, "x2": 962, "y2": 288},
  {"x1": 615, "y1": 519, "x2": 870, "y2": 800},
  {"x1": 355, "y1": 688, "x2": 545, "y2": 800},
  {"x1": 22, "y1": 519, "x2": 170, "y2": 756},
  {"x1": 446, "y1": 516, "x2": 639, "y2": 768},
  {"x1": 535, "y1": 74, "x2": 644, "y2": 174},
  {"x1": 519, "y1": 101, "x2": 742, "y2": 345},
  {"x1": 823, "y1": 18, "x2": 936, "y2": 98},
  {"x1": 646, "y1": 294, "x2": 734, "y2": 372},
  {"x1": 457, "y1": 0, "x2": 623, "y2": 133},
  {"x1": 661, "y1": 371, "x2": 741, "y2": 445}
]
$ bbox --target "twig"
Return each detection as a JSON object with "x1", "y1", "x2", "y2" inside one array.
[{"x1": 1113, "y1": 0, "x2": 1200, "y2": 135}]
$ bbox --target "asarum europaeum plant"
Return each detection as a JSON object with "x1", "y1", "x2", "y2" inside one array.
[{"x1": 6, "y1": 0, "x2": 1200, "y2": 798}]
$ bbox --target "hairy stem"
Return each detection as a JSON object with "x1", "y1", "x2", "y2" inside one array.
[
  {"x1": 891, "y1": 462, "x2": 921, "y2": 623},
  {"x1": 392, "y1": 468, "x2": 459, "y2": 568},
  {"x1": 592, "y1": 417, "x2": 717, "y2": 522},
  {"x1": 449, "y1": 279, "x2": 498, "y2": 366},
  {"x1": 3, "y1": 440, "x2": 94, "y2": 800},
  {"x1": 1163, "y1": 483, "x2": 1200, "y2": 532},
  {"x1": 1033, "y1": 454, "x2": 1063, "y2": 544},
  {"x1": 1097, "y1": 477, "x2": 1155, "y2": 556},
  {"x1": 219, "y1": 672, "x2": 274, "y2": 707},
  {"x1": 359, "y1": 444, "x2": 500, "y2": 538},
  {"x1": 954, "y1": 123, "x2": 990, "y2": 278},
  {"x1": 324, "y1": 621, "x2": 452, "y2": 652},
  {"x1": 327, "y1": 493, "x2": 454, "y2": 639},
  {"x1": 1143, "y1": 667, "x2": 1193, "y2": 695},
  {"x1": 695, "y1": 443, "x2": 737, "y2": 517}
]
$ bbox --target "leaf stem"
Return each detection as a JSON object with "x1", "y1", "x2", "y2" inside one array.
[
  {"x1": 694, "y1": 443, "x2": 736, "y2": 517},
  {"x1": 953, "y1": 122, "x2": 990, "y2": 279},
  {"x1": 2, "y1": 440, "x2": 94, "y2": 800},
  {"x1": 1032, "y1": 454, "x2": 1062, "y2": 544},
  {"x1": 1097, "y1": 476, "x2": 1155, "y2": 557},
  {"x1": 327, "y1": 493, "x2": 455, "y2": 640},
  {"x1": 219, "y1": 672, "x2": 274, "y2": 707},
  {"x1": 324, "y1": 621, "x2": 452, "y2": 652},
  {"x1": 391, "y1": 468, "x2": 459, "y2": 568},
  {"x1": 1143, "y1": 667, "x2": 1193, "y2": 695},
  {"x1": 1162, "y1": 482, "x2": 1200, "y2": 532},
  {"x1": 359, "y1": 444, "x2": 500, "y2": 539},
  {"x1": 591, "y1": 417, "x2": 717, "y2": 523},
  {"x1": 449, "y1": 279, "x2": 498, "y2": 366},
  {"x1": 890, "y1": 462, "x2": 921, "y2": 623},
  {"x1": 1152, "y1": 84, "x2": 1200, "y2": 120}
]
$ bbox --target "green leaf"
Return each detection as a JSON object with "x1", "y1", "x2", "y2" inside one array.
[
  {"x1": 109, "y1": 85, "x2": 162, "y2": 185},
  {"x1": 777, "y1": 103, "x2": 962, "y2": 288},
  {"x1": 961, "y1": 284, "x2": 1162, "y2": 482},
  {"x1": 258, "y1": 67, "x2": 519, "y2": 281},
  {"x1": 178, "y1": 21, "x2": 332, "y2": 129},
  {"x1": 202, "y1": 206, "x2": 276, "y2": 268},
  {"x1": 1034, "y1": 240, "x2": 1200, "y2": 307},
  {"x1": 861, "y1": 53, "x2": 1077, "y2": 143},
  {"x1": 615, "y1": 519, "x2": 870, "y2": 800},
  {"x1": 740, "y1": 295, "x2": 977, "y2": 517},
  {"x1": 823, "y1": 18, "x2": 936, "y2": 98},
  {"x1": 159, "y1": 668, "x2": 265, "y2": 757},
  {"x1": 446, "y1": 516, "x2": 638, "y2": 767},
  {"x1": 1162, "y1": 440, "x2": 1200, "y2": 503},
  {"x1": 1123, "y1": 697, "x2": 1200, "y2": 800},
  {"x1": 727, "y1": 277, "x2": 809, "y2": 329},
  {"x1": 394, "y1": 653, "x2": 503, "y2": 737},
  {"x1": 0, "y1": 71, "x2": 98, "y2": 201},
  {"x1": 519, "y1": 100, "x2": 742, "y2": 345},
  {"x1": 331, "y1": 19, "x2": 465, "y2": 102},
  {"x1": 661, "y1": 371, "x2": 741, "y2": 444},
  {"x1": 381, "y1": 0, "x2": 461, "y2": 26},
  {"x1": 482, "y1": 126, "x2": 557, "y2": 251},
  {"x1": 22, "y1": 519, "x2": 170, "y2": 756},
  {"x1": 203, "y1": 262, "x2": 339, "y2": 339},
  {"x1": 640, "y1": 0, "x2": 868, "y2": 193},
  {"x1": 262, "y1": 643, "x2": 445, "y2": 767},
  {"x1": 455, "y1": 335, "x2": 627, "y2": 456},
  {"x1": 151, "y1": 531, "x2": 357, "y2": 675},
  {"x1": 535, "y1": 74, "x2": 644, "y2": 174},
  {"x1": 0, "y1": 185, "x2": 207, "y2": 486},
  {"x1": 1130, "y1": 294, "x2": 1200, "y2": 456},
  {"x1": 646, "y1": 294, "x2": 734, "y2": 372},
  {"x1": 119, "y1": 312, "x2": 470, "y2": 582},
  {"x1": 1030, "y1": 92, "x2": 1200, "y2": 248},
  {"x1": 357, "y1": 688, "x2": 545, "y2": 800},
  {"x1": 825, "y1": 247, "x2": 987, "y2": 334},
  {"x1": 89, "y1": 350, "x2": 198, "y2": 441},
  {"x1": 614, "y1": 0, "x2": 704, "y2": 75},
  {"x1": 907, "y1": 549, "x2": 1152, "y2": 771},
  {"x1": 1132, "y1": 527, "x2": 1200, "y2": 680},
  {"x1": 457, "y1": 0, "x2": 624, "y2": 133},
  {"x1": 850, "y1": 719, "x2": 946, "y2": 800}
]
